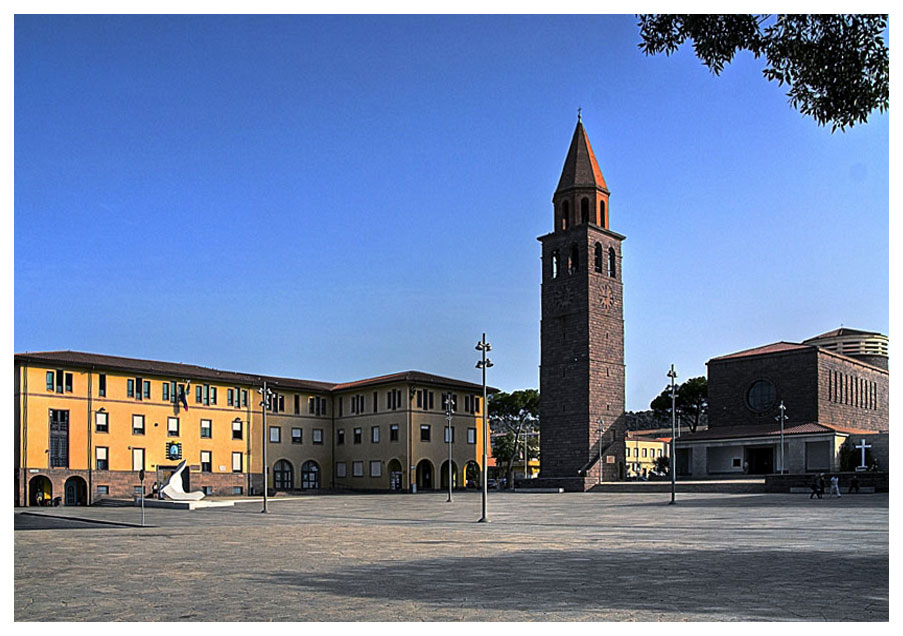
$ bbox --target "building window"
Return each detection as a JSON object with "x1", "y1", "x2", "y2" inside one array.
[
  {"x1": 353, "y1": 428, "x2": 362, "y2": 444},
  {"x1": 445, "y1": 426, "x2": 455, "y2": 443},
  {"x1": 294, "y1": 394, "x2": 300, "y2": 414},
  {"x1": 232, "y1": 452, "x2": 243, "y2": 473},
  {"x1": 580, "y1": 197, "x2": 589, "y2": 224},
  {"x1": 467, "y1": 428, "x2": 476, "y2": 444},
  {"x1": 421, "y1": 425, "x2": 431, "y2": 442},
  {"x1": 227, "y1": 388, "x2": 234, "y2": 406},
  {"x1": 128, "y1": 379, "x2": 135, "y2": 398},
  {"x1": 427, "y1": 391, "x2": 434, "y2": 410},
  {"x1": 608, "y1": 247, "x2": 616, "y2": 277},
  {"x1": 162, "y1": 382, "x2": 170, "y2": 402},
  {"x1": 569, "y1": 244, "x2": 579, "y2": 274},
  {"x1": 98, "y1": 373, "x2": 106, "y2": 397},
  {"x1": 232, "y1": 420, "x2": 243, "y2": 440},
  {"x1": 196, "y1": 385, "x2": 203, "y2": 404},
  {"x1": 352, "y1": 461, "x2": 364, "y2": 477},
  {"x1": 167, "y1": 417, "x2": 180, "y2": 436},
  {"x1": 210, "y1": 387, "x2": 217, "y2": 405},
  {"x1": 233, "y1": 486, "x2": 243, "y2": 495},
  {"x1": 561, "y1": 200, "x2": 570, "y2": 230},
  {"x1": 747, "y1": 379, "x2": 777, "y2": 413},
  {"x1": 95, "y1": 446, "x2": 109, "y2": 470},
  {"x1": 370, "y1": 461, "x2": 382, "y2": 478},
  {"x1": 642, "y1": 448, "x2": 648, "y2": 458},
  {"x1": 626, "y1": 447, "x2": 631, "y2": 458},
  {"x1": 200, "y1": 419, "x2": 212, "y2": 438},
  {"x1": 132, "y1": 414, "x2": 145, "y2": 435},
  {"x1": 200, "y1": 450, "x2": 212, "y2": 472},
  {"x1": 594, "y1": 243, "x2": 603, "y2": 272},
  {"x1": 390, "y1": 424, "x2": 399, "y2": 442},
  {"x1": 336, "y1": 462, "x2": 347, "y2": 478},
  {"x1": 202, "y1": 486, "x2": 213, "y2": 496},
  {"x1": 241, "y1": 389, "x2": 248, "y2": 407},
  {"x1": 132, "y1": 447, "x2": 145, "y2": 472},
  {"x1": 95, "y1": 411, "x2": 109, "y2": 433},
  {"x1": 550, "y1": 250, "x2": 559, "y2": 280},
  {"x1": 46, "y1": 371, "x2": 54, "y2": 391},
  {"x1": 292, "y1": 427, "x2": 302, "y2": 444},
  {"x1": 97, "y1": 485, "x2": 109, "y2": 495},
  {"x1": 337, "y1": 429, "x2": 345, "y2": 445},
  {"x1": 65, "y1": 373, "x2": 73, "y2": 393},
  {"x1": 371, "y1": 426, "x2": 380, "y2": 443},
  {"x1": 142, "y1": 380, "x2": 150, "y2": 399},
  {"x1": 269, "y1": 426, "x2": 281, "y2": 443},
  {"x1": 600, "y1": 199, "x2": 606, "y2": 224},
  {"x1": 339, "y1": 397, "x2": 344, "y2": 417},
  {"x1": 313, "y1": 428, "x2": 323, "y2": 445}
]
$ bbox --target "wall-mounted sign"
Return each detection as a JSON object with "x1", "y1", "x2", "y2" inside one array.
[{"x1": 166, "y1": 442, "x2": 182, "y2": 461}]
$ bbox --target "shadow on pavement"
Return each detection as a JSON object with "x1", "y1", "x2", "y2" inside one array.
[{"x1": 249, "y1": 546, "x2": 888, "y2": 621}]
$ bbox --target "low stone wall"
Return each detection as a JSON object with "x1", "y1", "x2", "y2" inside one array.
[{"x1": 765, "y1": 472, "x2": 888, "y2": 493}]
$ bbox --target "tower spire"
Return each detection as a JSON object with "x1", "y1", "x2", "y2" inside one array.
[{"x1": 555, "y1": 119, "x2": 608, "y2": 194}]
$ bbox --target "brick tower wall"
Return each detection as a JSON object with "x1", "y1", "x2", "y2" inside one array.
[{"x1": 539, "y1": 223, "x2": 626, "y2": 490}]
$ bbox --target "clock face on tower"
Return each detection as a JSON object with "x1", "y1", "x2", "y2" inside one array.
[
  {"x1": 599, "y1": 284, "x2": 612, "y2": 312},
  {"x1": 553, "y1": 285, "x2": 575, "y2": 312}
]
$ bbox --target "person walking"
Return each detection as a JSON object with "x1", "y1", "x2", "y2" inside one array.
[
  {"x1": 830, "y1": 474, "x2": 841, "y2": 498},
  {"x1": 848, "y1": 475, "x2": 860, "y2": 494},
  {"x1": 809, "y1": 474, "x2": 821, "y2": 499},
  {"x1": 818, "y1": 473, "x2": 826, "y2": 498}
]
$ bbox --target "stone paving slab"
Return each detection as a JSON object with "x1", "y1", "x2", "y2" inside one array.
[{"x1": 13, "y1": 491, "x2": 888, "y2": 621}]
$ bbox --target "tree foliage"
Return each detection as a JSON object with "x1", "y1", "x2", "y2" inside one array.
[
  {"x1": 489, "y1": 389, "x2": 540, "y2": 485},
  {"x1": 637, "y1": 14, "x2": 889, "y2": 131},
  {"x1": 650, "y1": 376, "x2": 708, "y2": 433}
]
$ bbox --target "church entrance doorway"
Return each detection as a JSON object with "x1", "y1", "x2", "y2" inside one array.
[
  {"x1": 745, "y1": 446, "x2": 774, "y2": 474},
  {"x1": 64, "y1": 476, "x2": 87, "y2": 506}
]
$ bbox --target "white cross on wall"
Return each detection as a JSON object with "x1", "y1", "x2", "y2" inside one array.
[{"x1": 855, "y1": 438, "x2": 872, "y2": 469}]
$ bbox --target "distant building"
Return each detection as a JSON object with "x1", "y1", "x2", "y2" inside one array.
[
  {"x1": 675, "y1": 329, "x2": 888, "y2": 476},
  {"x1": 624, "y1": 431, "x2": 670, "y2": 479},
  {"x1": 15, "y1": 350, "x2": 492, "y2": 506}
]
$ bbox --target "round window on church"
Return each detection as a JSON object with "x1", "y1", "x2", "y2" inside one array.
[{"x1": 747, "y1": 380, "x2": 777, "y2": 412}]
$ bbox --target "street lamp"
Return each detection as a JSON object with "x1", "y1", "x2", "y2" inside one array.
[
  {"x1": 476, "y1": 333, "x2": 493, "y2": 523},
  {"x1": 595, "y1": 416, "x2": 605, "y2": 486},
  {"x1": 257, "y1": 381, "x2": 273, "y2": 513},
  {"x1": 445, "y1": 392, "x2": 454, "y2": 503},
  {"x1": 775, "y1": 401, "x2": 788, "y2": 474},
  {"x1": 667, "y1": 364, "x2": 677, "y2": 505}
]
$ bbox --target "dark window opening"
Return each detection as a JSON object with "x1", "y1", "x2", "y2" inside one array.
[
  {"x1": 594, "y1": 243, "x2": 603, "y2": 273},
  {"x1": 580, "y1": 197, "x2": 589, "y2": 224},
  {"x1": 607, "y1": 247, "x2": 616, "y2": 277}
]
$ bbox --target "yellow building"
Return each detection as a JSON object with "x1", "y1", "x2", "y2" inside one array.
[
  {"x1": 14, "y1": 351, "x2": 490, "y2": 506},
  {"x1": 624, "y1": 431, "x2": 671, "y2": 479}
]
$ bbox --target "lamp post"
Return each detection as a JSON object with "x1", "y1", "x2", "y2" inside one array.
[
  {"x1": 776, "y1": 401, "x2": 787, "y2": 474},
  {"x1": 258, "y1": 381, "x2": 273, "y2": 513},
  {"x1": 476, "y1": 333, "x2": 493, "y2": 523},
  {"x1": 667, "y1": 364, "x2": 677, "y2": 505},
  {"x1": 445, "y1": 392, "x2": 454, "y2": 503},
  {"x1": 595, "y1": 416, "x2": 605, "y2": 485}
]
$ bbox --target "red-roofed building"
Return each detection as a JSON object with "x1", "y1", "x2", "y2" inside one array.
[{"x1": 674, "y1": 329, "x2": 888, "y2": 477}]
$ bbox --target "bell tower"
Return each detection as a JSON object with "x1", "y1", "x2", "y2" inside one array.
[{"x1": 538, "y1": 117, "x2": 627, "y2": 491}]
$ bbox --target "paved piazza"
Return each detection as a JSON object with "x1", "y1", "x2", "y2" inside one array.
[{"x1": 14, "y1": 490, "x2": 888, "y2": 621}]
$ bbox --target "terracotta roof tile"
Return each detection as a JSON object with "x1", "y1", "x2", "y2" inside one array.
[
  {"x1": 709, "y1": 341, "x2": 812, "y2": 362},
  {"x1": 556, "y1": 121, "x2": 608, "y2": 193}
]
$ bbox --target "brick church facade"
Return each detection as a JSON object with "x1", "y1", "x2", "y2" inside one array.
[
  {"x1": 537, "y1": 118, "x2": 628, "y2": 491},
  {"x1": 676, "y1": 331, "x2": 889, "y2": 476}
]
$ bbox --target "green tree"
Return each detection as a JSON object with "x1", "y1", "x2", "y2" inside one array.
[
  {"x1": 650, "y1": 376, "x2": 708, "y2": 433},
  {"x1": 637, "y1": 14, "x2": 889, "y2": 131},
  {"x1": 489, "y1": 389, "x2": 540, "y2": 487},
  {"x1": 654, "y1": 454, "x2": 670, "y2": 475}
]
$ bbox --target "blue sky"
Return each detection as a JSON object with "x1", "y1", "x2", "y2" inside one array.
[{"x1": 14, "y1": 14, "x2": 889, "y2": 410}]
